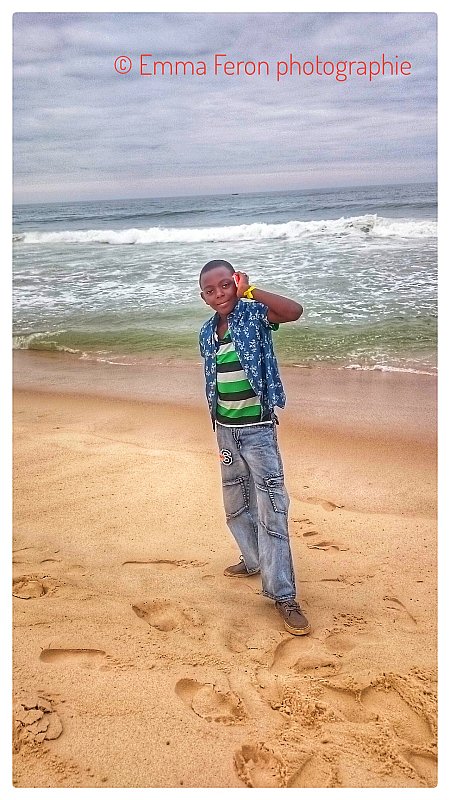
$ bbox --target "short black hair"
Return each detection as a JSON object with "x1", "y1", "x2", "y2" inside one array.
[{"x1": 199, "y1": 259, "x2": 234, "y2": 286}]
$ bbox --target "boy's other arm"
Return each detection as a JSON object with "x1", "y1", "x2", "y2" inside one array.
[
  {"x1": 235, "y1": 272, "x2": 303, "y2": 323},
  {"x1": 253, "y1": 288, "x2": 303, "y2": 323}
]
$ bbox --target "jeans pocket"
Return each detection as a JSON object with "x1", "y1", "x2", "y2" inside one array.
[
  {"x1": 222, "y1": 476, "x2": 249, "y2": 520},
  {"x1": 263, "y1": 475, "x2": 289, "y2": 514}
]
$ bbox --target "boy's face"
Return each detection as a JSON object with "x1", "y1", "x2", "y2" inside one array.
[{"x1": 200, "y1": 266, "x2": 238, "y2": 316}]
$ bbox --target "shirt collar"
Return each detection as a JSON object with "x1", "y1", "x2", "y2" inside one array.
[{"x1": 211, "y1": 299, "x2": 243, "y2": 339}]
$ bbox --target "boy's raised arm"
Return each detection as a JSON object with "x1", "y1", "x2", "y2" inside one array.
[{"x1": 234, "y1": 271, "x2": 303, "y2": 323}]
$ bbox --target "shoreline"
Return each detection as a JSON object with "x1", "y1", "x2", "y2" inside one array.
[
  {"x1": 14, "y1": 348, "x2": 437, "y2": 445},
  {"x1": 12, "y1": 338, "x2": 437, "y2": 377}
]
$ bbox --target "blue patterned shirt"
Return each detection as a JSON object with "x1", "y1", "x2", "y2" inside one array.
[{"x1": 199, "y1": 299, "x2": 286, "y2": 427}]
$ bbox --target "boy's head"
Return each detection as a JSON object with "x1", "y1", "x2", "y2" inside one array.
[{"x1": 199, "y1": 260, "x2": 238, "y2": 316}]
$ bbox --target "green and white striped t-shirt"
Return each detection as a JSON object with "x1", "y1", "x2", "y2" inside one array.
[{"x1": 216, "y1": 330, "x2": 269, "y2": 426}]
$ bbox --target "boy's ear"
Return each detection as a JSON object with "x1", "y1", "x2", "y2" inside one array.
[{"x1": 200, "y1": 290, "x2": 207, "y2": 304}]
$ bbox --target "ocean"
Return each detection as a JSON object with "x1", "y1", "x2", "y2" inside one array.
[{"x1": 12, "y1": 183, "x2": 437, "y2": 374}]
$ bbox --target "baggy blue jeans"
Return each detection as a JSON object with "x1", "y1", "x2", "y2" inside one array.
[{"x1": 216, "y1": 422, "x2": 297, "y2": 601}]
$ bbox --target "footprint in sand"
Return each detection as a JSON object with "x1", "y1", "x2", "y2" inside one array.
[
  {"x1": 234, "y1": 743, "x2": 324, "y2": 788},
  {"x1": 14, "y1": 696, "x2": 63, "y2": 749},
  {"x1": 307, "y1": 498, "x2": 344, "y2": 512},
  {"x1": 66, "y1": 564, "x2": 87, "y2": 577},
  {"x1": 131, "y1": 600, "x2": 203, "y2": 632},
  {"x1": 324, "y1": 631, "x2": 357, "y2": 655},
  {"x1": 13, "y1": 575, "x2": 58, "y2": 599},
  {"x1": 383, "y1": 595, "x2": 417, "y2": 627},
  {"x1": 321, "y1": 575, "x2": 367, "y2": 586},
  {"x1": 360, "y1": 684, "x2": 432, "y2": 744},
  {"x1": 270, "y1": 637, "x2": 340, "y2": 677},
  {"x1": 270, "y1": 636, "x2": 312, "y2": 671},
  {"x1": 324, "y1": 614, "x2": 375, "y2": 656},
  {"x1": 223, "y1": 627, "x2": 250, "y2": 654},
  {"x1": 320, "y1": 684, "x2": 370, "y2": 723},
  {"x1": 403, "y1": 749, "x2": 437, "y2": 786},
  {"x1": 13, "y1": 546, "x2": 61, "y2": 562},
  {"x1": 175, "y1": 678, "x2": 246, "y2": 724},
  {"x1": 291, "y1": 519, "x2": 319, "y2": 538},
  {"x1": 202, "y1": 574, "x2": 260, "y2": 593},
  {"x1": 39, "y1": 648, "x2": 107, "y2": 666},
  {"x1": 228, "y1": 581, "x2": 261, "y2": 596},
  {"x1": 289, "y1": 754, "x2": 337, "y2": 788},
  {"x1": 307, "y1": 540, "x2": 348, "y2": 551},
  {"x1": 221, "y1": 626, "x2": 278, "y2": 661},
  {"x1": 123, "y1": 559, "x2": 207, "y2": 571},
  {"x1": 234, "y1": 743, "x2": 286, "y2": 787}
]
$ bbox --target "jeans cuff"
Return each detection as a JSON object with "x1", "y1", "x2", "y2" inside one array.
[{"x1": 262, "y1": 590, "x2": 296, "y2": 602}]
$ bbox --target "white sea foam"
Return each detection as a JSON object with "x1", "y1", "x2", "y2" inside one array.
[
  {"x1": 12, "y1": 332, "x2": 79, "y2": 354},
  {"x1": 14, "y1": 215, "x2": 437, "y2": 246},
  {"x1": 78, "y1": 353, "x2": 135, "y2": 365},
  {"x1": 344, "y1": 363, "x2": 436, "y2": 375}
]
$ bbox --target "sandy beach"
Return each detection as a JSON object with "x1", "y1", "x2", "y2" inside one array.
[{"x1": 12, "y1": 351, "x2": 437, "y2": 788}]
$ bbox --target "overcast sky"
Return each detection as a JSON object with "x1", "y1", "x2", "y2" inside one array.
[{"x1": 13, "y1": 12, "x2": 437, "y2": 203}]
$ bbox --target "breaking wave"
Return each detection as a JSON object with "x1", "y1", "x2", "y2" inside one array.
[{"x1": 13, "y1": 215, "x2": 436, "y2": 246}]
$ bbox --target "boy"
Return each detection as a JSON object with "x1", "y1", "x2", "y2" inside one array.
[{"x1": 198, "y1": 259, "x2": 310, "y2": 636}]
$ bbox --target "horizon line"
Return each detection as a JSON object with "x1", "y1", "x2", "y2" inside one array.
[{"x1": 13, "y1": 179, "x2": 437, "y2": 208}]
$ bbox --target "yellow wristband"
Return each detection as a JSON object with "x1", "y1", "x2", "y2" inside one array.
[{"x1": 243, "y1": 285, "x2": 256, "y2": 300}]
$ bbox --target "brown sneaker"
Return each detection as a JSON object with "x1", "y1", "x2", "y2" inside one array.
[
  {"x1": 223, "y1": 558, "x2": 260, "y2": 578},
  {"x1": 275, "y1": 600, "x2": 311, "y2": 635}
]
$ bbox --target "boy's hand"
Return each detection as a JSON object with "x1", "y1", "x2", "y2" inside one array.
[{"x1": 234, "y1": 271, "x2": 251, "y2": 298}]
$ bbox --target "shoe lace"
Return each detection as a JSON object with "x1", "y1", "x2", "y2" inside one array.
[{"x1": 279, "y1": 600, "x2": 300, "y2": 613}]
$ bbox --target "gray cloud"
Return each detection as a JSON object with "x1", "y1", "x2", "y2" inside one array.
[{"x1": 13, "y1": 12, "x2": 437, "y2": 202}]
